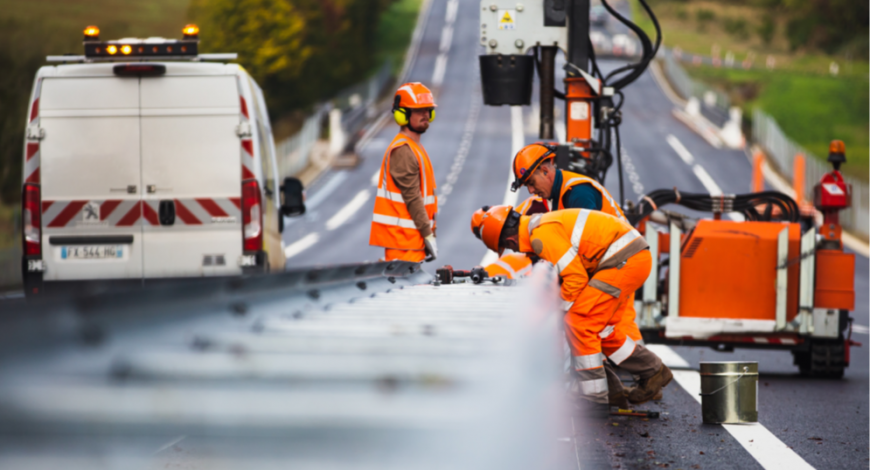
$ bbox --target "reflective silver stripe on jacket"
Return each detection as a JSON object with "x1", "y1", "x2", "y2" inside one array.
[
  {"x1": 371, "y1": 213, "x2": 433, "y2": 230},
  {"x1": 580, "y1": 378, "x2": 608, "y2": 394},
  {"x1": 561, "y1": 299, "x2": 574, "y2": 312},
  {"x1": 573, "y1": 352, "x2": 604, "y2": 370},
  {"x1": 607, "y1": 336, "x2": 636, "y2": 365},
  {"x1": 376, "y1": 188, "x2": 436, "y2": 205},
  {"x1": 492, "y1": 258, "x2": 532, "y2": 278},
  {"x1": 598, "y1": 325, "x2": 615, "y2": 339},
  {"x1": 601, "y1": 229, "x2": 641, "y2": 264},
  {"x1": 556, "y1": 246, "x2": 578, "y2": 274},
  {"x1": 570, "y1": 209, "x2": 591, "y2": 247},
  {"x1": 563, "y1": 176, "x2": 626, "y2": 222}
]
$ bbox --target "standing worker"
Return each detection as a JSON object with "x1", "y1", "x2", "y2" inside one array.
[
  {"x1": 476, "y1": 205, "x2": 673, "y2": 417},
  {"x1": 370, "y1": 83, "x2": 439, "y2": 262},
  {"x1": 511, "y1": 143, "x2": 660, "y2": 407}
]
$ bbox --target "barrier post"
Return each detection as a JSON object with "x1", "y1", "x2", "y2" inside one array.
[
  {"x1": 793, "y1": 153, "x2": 805, "y2": 205},
  {"x1": 752, "y1": 151, "x2": 764, "y2": 192}
]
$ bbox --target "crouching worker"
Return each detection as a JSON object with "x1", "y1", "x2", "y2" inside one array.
[
  {"x1": 477, "y1": 206, "x2": 673, "y2": 417},
  {"x1": 470, "y1": 196, "x2": 549, "y2": 279}
]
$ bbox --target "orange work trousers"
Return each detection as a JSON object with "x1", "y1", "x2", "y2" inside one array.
[
  {"x1": 384, "y1": 248, "x2": 425, "y2": 262},
  {"x1": 566, "y1": 249, "x2": 652, "y2": 370}
]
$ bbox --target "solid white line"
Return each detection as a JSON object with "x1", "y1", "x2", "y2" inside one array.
[
  {"x1": 647, "y1": 344, "x2": 815, "y2": 470},
  {"x1": 666, "y1": 134, "x2": 695, "y2": 164},
  {"x1": 284, "y1": 233, "x2": 320, "y2": 259},
  {"x1": 439, "y1": 25, "x2": 453, "y2": 53},
  {"x1": 325, "y1": 190, "x2": 371, "y2": 231},
  {"x1": 432, "y1": 53, "x2": 448, "y2": 86},
  {"x1": 481, "y1": 106, "x2": 526, "y2": 266},
  {"x1": 445, "y1": 0, "x2": 458, "y2": 24},
  {"x1": 852, "y1": 324, "x2": 869, "y2": 335}
]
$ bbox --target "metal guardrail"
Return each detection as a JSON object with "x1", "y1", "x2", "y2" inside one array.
[
  {"x1": 753, "y1": 108, "x2": 869, "y2": 239},
  {"x1": 660, "y1": 48, "x2": 731, "y2": 121},
  {"x1": 0, "y1": 261, "x2": 566, "y2": 469}
]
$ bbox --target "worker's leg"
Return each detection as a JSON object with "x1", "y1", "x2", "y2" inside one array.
[
  {"x1": 604, "y1": 361, "x2": 629, "y2": 408},
  {"x1": 383, "y1": 248, "x2": 426, "y2": 262},
  {"x1": 603, "y1": 293, "x2": 643, "y2": 403}
]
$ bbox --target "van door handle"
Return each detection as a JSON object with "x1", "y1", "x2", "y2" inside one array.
[
  {"x1": 110, "y1": 185, "x2": 137, "y2": 194},
  {"x1": 147, "y1": 185, "x2": 172, "y2": 194}
]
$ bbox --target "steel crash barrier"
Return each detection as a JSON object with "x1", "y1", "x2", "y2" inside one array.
[{"x1": 0, "y1": 261, "x2": 572, "y2": 469}]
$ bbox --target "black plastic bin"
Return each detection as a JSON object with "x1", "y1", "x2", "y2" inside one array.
[{"x1": 479, "y1": 54, "x2": 534, "y2": 106}]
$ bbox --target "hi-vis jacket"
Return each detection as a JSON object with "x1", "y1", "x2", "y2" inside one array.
[
  {"x1": 369, "y1": 134, "x2": 437, "y2": 250},
  {"x1": 556, "y1": 170, "x2": 627, "y2": 221},
  {"x1": 485, "y1": 252, "x2": 533, "y2": 279},
  {"x1": 518, "y1": 208, "x2": 648, "y2": 309}
]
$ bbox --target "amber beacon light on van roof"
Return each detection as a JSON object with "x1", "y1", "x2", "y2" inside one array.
[{"x1": 46, "y1": 24, "x2": 236, "y2": 63}]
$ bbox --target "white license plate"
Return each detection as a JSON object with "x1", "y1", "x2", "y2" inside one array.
[{"x1": 60, "y1": 245, "x2": 124, "y2": 260}]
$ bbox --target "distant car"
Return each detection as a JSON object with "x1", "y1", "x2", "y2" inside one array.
[
  {"x1": 611, "y1": 34, "x2": 638, "y2": 57},
  {"x1": 20, "y1": 25, "x2": 304, "y2": 297},
  {"x1": 590, "y1": 5, "x2": 608, "y2": 27},
  {"x1": 589, "y1": 31, "x2": 612, "y2": 55}
]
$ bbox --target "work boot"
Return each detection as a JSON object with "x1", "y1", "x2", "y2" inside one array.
[
  {"x1": 628, "y1": 364, "x2": 673, "y2": 405},
  {"x1": 609, "y1": 389, "x2": 629, "y2": 409}
]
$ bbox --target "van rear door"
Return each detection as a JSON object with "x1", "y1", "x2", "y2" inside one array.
[
  {"x1": 139, "y1": 75, "x2": 242, "y2": 278},
  {"x1": 38, "y1": 76, "x2": 144, "y2": 281}
]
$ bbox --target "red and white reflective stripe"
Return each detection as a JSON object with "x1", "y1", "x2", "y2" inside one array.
[
  {"x1": 24, "y1": 78, "x2": 43, "y2": 185},
  {"x1": 237, "y1": 78, "x2": 256, "y2": 181},
  {"x1": 41, "y1": 198, "x2": 241, "y2": 228}
]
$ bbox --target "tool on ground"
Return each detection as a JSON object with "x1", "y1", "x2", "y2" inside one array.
[
  {"x1": 610, "y1": 409, "x2": 660, "y2": 419},
  {"x1": 436, "y1": 265, "x2": 501, "y2": 285}
]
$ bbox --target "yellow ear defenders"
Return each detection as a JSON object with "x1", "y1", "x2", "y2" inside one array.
[{"x1": 392, "y1": 95, "x2": 436, "y2": 126}]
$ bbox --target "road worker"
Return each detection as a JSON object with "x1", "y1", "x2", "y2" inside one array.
[
  {"x1": 470, "y1": 196, "x2": 549, "y2": 279},
  {"x1": 369, "y1": 83, "x2": 439, "y2": 262},
  {"x1": 477, "y1": 205, "x2": 673, "y2": 416},
  {"x1": 511, "y1": 143, "x2": 660, "y2": 407}
]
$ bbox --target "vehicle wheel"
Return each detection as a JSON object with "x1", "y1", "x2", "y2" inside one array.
[
  {"x1": 792, "y1": 349, "x2": 811, "y2": 376},
  {"x1": 808, "y1": 340, "x2": 846, "y2": 379}
]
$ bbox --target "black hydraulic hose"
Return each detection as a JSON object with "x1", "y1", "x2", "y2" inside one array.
[
  {"x1": 627, "y1": 189, "x2": 801, "y2": 226},
  {"x1": 614, "y1": 125, "x2": 625, "y2": 208},
  {"x1": 600, "y1": 0, "x2": 652, "y2": 85}
]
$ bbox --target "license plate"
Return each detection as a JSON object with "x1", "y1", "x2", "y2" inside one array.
[{"x1": 60, "y1": 245, "x2": 124, "y2": 260}]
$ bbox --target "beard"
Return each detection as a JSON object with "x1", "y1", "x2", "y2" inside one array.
[{"x1": 408, "y1": 120, "x2": 429, "y2": 134}]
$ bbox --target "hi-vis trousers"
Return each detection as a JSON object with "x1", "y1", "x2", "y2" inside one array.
[
  {"x1": 384, "y1": 248, "x2": 425, "y2": 262},
  {"x1": 566, "y1": 249, "x2": 657, "y2": 403}
]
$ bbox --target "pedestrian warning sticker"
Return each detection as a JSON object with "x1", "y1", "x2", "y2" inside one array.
[{"x1": 498, "y1": 9, "x2": 516, "y2": 30}]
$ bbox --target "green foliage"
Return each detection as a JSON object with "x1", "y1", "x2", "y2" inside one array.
[
  {"x1": 783, "y1": 0, "x2": 869, "y2": 53},
  {"x1": 190, "y1": 0, "x2": 395, "y2": 116},
  {"x1": 722, "y1": 17, "x2": 749, "y2": 40},
  {"x1": 375, "y1": 0, "x2": 421, "y2": 75},
  {"x1": 756, "y1": 14, "x2": 776, "y2": 45},
  {"x1": 675, "y1": 7, "x2": 688, "y2": 20},
  {"x1": 695, "y1": 8, "x2": 715, "y2": 32}
]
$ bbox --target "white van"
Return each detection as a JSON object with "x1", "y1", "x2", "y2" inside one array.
[{"x1": 21, "y1": 27, "x2": 304, "y2": 296}]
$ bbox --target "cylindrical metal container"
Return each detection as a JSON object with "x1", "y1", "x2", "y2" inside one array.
[{"x1": 699, "y1": 361, "x2": 758, "y2": 424}]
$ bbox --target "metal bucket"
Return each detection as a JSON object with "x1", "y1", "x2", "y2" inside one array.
[{"x1": 699, "y1": 362, "x2": 758, "y2": 424}]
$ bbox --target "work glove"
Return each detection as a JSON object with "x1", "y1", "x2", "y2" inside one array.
[{"x1": 423, "y1": 234, "x2": 438, "y2": 262}]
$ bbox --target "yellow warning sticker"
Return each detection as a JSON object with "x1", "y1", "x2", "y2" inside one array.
[{"x1": 498, "y1": 9, "x2": 516, "y2": 30}]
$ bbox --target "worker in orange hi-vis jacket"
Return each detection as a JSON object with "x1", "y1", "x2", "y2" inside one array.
[
  {"x1": 476, "y1": 205, "x2": 672, "y2": 417},
  {"x1": 369, "y1": 83, "x2": 439, "y2": 263},
  {"x1": 510, "y1": 143, "x2": 651, "y2": 408},
  {"x1": 470, "y1": 196, "x2": 549, "y2": 279}
]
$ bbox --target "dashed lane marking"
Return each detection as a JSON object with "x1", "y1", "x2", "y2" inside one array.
[
  {"x1": 646, "y1": 344, "x2": 816, "y2": 470},
  {"x1": 432, "y1": 53, "x2": 448, "y2": 86},
  {"x1": 325, "y1": 190, "x2": 371, "y2": 231},
  {"x1": 371, "y1": 169, "x2": 380, "y2": 186},
  {"x1": 439, "y1": 25, "x2": 453, "y2": 53},
  {"x1": 445, "y1": 0, "x2": 459, "y2": 24},
  {"x1": 284, "y1": 233, "x2": 320, "y2": 259},
  {"x1": 666, "y1": 134, "x2": 695, "y2": 164},
  {"x1": 666, "y1": 134, "x2": 745, "y2": 222}
]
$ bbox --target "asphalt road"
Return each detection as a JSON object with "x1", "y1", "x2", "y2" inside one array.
[{"x1": 281, "y1": 0, "x2": 869, "y2": 468}]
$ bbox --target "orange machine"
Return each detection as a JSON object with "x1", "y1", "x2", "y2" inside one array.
[{"x1": 633, "y1": 140, "x2": 859, "y2": 378}]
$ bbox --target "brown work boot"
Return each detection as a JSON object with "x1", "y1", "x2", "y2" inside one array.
[
  {"x1": 609, "y1": 389, "x2": 629, "y2": 409},
  {"x1": 628, "y1": 365, "x2": 673, "y2": 405}
]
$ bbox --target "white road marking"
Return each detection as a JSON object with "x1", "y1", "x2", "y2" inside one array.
[
  {"x1": 432, "y1": 53, "x2": 448, "y2": 86},
  {"x1": 154, "y1": 435, "x2": 186, "y2": 454},
  {"x1": 555, "y1": 118, "x2": 567, "y2": 144},
  {"x1": 692, "y1": 164, "x2": 722, "y2": 195},
  {"x1": 325, "y1": 190, "x2": 371, "y2": 231},
  {"x1": 620, "y1": 147, "x2": 645, "y2": 197},
  {"x1": 666, "y1": 134, "x2": 695, "y2": 164},
  {"x1": 371, "y1": 169, "x2": 381, "y2": 186},
  {"x1": 305, "y1": 172, "x2": 348, "y2": 210},
  {"x1": 852, "y1": 324, "x2": 869, "y2": 335},
  {"x1": 439, "y1": 25, "x2": 453, "y2": 53},
  {"x1": 284, "y1": 233, "x2": 320, "y2": 259},
  {"x1": 445, "y1": 0, "x2": 459, "y2": 24},
  {"x1": 647, "y1": 344, "x2": 815, "y2": 470},
  {"x1": 480, "y1": 106, "x2": 526, "y2": 266}
]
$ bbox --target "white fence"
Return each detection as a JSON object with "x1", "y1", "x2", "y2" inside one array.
[
  {"x1": 275, "y1": 107, "x2": 326, "y2": 178},
  {"x1": 660, "y1": 48, "x2": 730, "y2": 113},
  {"x1": 753, "y1": 108, "x2": 869, "y2": 239}
]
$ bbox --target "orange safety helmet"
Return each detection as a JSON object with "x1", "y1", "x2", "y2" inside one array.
[
  {"x1": 478, "y1": 205, "x2": 520, "y2": 255},
  {"x1": 470, "y1": 205, "x2": 491, "y2": 239},
  {"x1": 511, "y1": 143, "x2": 558, "y2": 192},
  {"x1": 393, "y1": 82, "x2": 437, "y2": 126}
]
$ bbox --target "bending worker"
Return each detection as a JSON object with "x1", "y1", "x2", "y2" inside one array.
[
  {"x1": 511, "y1": 143, "x2": 659, "y2": 407},
  {"x1": 470, "y1": 196, "x2": 549, "y2": 279},
  {"x1": 477, "y1": 205, "x2": 672, "y2": 416},
  {"x1": 369, "y1": 83, "x2": 439, "y2": 262}
]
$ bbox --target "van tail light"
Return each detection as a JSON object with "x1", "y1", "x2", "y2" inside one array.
[
  {"x1": 22, "y1": 183, "x2": 41, "y2": 256},
  {"x1": 241, "y1": 179, "x2": 262, "y2": 252}
]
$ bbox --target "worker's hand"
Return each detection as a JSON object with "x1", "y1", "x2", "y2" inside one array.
[{"x1": 424, "y1": 234, "x2": 438, "y2": 262}]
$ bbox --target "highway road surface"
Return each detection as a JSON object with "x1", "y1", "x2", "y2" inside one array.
[{"x1": 281, "y1": 0, "x2": 870, "y2": 468}]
